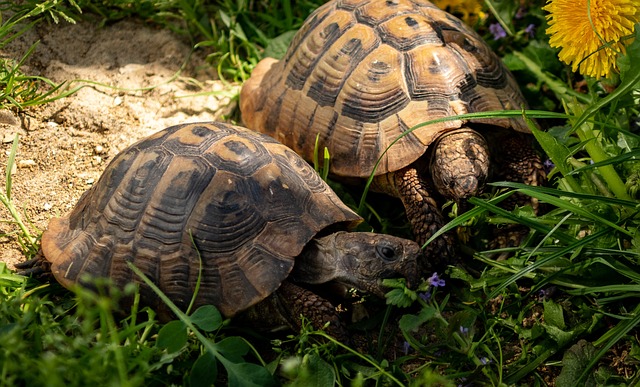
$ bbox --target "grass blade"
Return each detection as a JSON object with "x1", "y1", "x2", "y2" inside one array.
[
  {"x1": 487, "y1": 227, "x2": 612, "y2": 299},
  {"x1": 5, "y1": 133, "x2": 18, "y2": 200}
]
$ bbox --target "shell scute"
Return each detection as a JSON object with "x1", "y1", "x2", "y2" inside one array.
[
  {"x1": 354, "y1": 0, "x2": 417, "y2": 26},
  {"x1": 306, "y1": 23, "x2": 378, "y2": 107},
  {"x1": 339, "y1": 44, "x2": 409, "y2": 122},
  {"x1": 284, "y1": 9, "x2": 355, "y2": 91}
]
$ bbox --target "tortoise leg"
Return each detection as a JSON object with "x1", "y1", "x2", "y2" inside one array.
[
  {"x1": 391, "y1": 167, "x2": 456, "y2": 268},
  {"x1": 15, "y1": 250, "x2": 52, "y2": 279},
  {"x1": 491, "y1": 133, "x2": 546, "y2": 212},
  {"x1": 488, "y1": 133, "x2": 547, "y2": 256},
  {"x1": 273, "y1": 281, "x2": 349, "y2": 342}
]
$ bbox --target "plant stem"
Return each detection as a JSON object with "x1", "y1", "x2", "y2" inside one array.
[
  {"x1": 567, "y1": 158, "x2": 611, "y2": 197},
  {"x1": 0, "y1": 193, "x2": 37, "y2": 249},
  {"x1": 570, "y1": 104, "x2": 632, "y2": 201},
  {"x1": 513, "y1": 51, "x2": 591, "y2": 104}
]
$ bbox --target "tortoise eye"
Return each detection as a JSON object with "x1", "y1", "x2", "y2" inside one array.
[{"x1": 376, "y1": 245, "x2": 398, "y2": 261}]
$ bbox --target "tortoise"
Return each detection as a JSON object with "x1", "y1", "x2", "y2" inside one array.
[
  {"x1": 240, "y1": 0, "x2": 546, "y2": 260},
  {"x1": 21, "y1": 122, "x2": 420, "y2": 340}
]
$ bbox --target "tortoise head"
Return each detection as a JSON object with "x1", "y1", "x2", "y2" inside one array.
[
  {"x1": 430, "y1": 128, "x2": 490, "y2": 204},
  {"x1": 290, "y1": 231, "x2": 420, "y2": 298}
]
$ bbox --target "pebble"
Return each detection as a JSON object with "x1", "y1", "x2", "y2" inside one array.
[
  {"x1": 0, "y1": 110, "x2": 18, "y2": 126},
  {"x1": 2, "y1": 133, "x2": 16, "y2": 143},
  {"x1": 18, "y1": 159, "x2": 36, "y2": 168}
]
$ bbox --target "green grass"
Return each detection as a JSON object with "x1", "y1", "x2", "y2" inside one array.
[
  {"x1": 0, "y1": 1, "x2": 84, "y2": 109},
  {"x1": 2, "y1": 0, "x2": 640, "y2": 385}
]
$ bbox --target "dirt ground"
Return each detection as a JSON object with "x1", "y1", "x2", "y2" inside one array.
[{"x1": 0, "y1": 16, "x2": 233, "y2": 269}]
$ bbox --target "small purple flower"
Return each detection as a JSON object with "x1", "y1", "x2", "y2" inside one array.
[
  {"x1": 480, "y1": 357, "x2": 491, "y2": 365},
  {"x1": 515, "y1": 7, "x2": 527, "y2": 19},
  {"x1": 489, "y1": 23, "x2": 507, "y2": 40},
  {"x1": 419, "y1": 291, "x2": 432, "y2": 301},
  {"x1": 524, "y1": 24, "x2": 535, "y2": 38},
  {"x1": 543, "y1": 159, "x2": 555, "y2": 174},
  {"x1": 459, "y1": 326, "x2": 469, "y2": 336},
  {"x1": 403, "y1": 341, "x2": 411, "y2": 355},
  {"x1": 428, "y1": 272, "x2": 445, "y2": 288},
  {"x1": 538, "y1": 286, "x2": 557, "y2": 300}
]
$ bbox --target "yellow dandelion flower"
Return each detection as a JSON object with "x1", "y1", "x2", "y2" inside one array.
[
  {"x1": 433, "y1": 0, "x2": 486, "y2": 26},
  {"x1": 543, "y1": 0, "x2": 640, "y2": 78}
]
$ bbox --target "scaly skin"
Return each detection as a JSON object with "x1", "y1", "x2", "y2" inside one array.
[
  {"x1": 275, "y1": 281, "x2": 349, "y2": 343},
  {"x1": 374, "y1": 128, "x2": 546, "y2": 266},
  {"x1": 393, "y1": 167, "x2": 456, "y2": 269},
  {"x1": 239, "y1": 231, "x2": 421, "y2": 340},
  {"x1": 488, "y1": 132, "x2": 546, "y2": 212}
]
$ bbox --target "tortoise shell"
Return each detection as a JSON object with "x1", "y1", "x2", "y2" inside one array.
[
  {"x1": 240, "y1": 0, "x2": 531, "y2": 178},
  {"x1": 41, "y1": 122, "x2": 361, "y2": 317}
]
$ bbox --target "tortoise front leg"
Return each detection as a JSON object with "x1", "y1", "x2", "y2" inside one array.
[
  {"x1": 487, "y1": 133, "x2": 547, "y2": 257},
  {"x1": 391, "y1": 167, "x2": 456, "y2": 268},
  {"x1": 274, "y1": 281, "x2": 349, "y2": 342},
  {"x1": 490, "y1": 133, "x2": 547, "y2": 212}
]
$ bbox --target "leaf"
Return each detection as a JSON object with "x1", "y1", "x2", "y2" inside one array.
[
  {"x1": 543, "y1": 300, "x2": 565, "y2": 330},
  {"x1": 189, "y1": 351, "x2": 217, "y2": 387},
  {"x1": 216, "y1": 336, "x2": 250, "y2": 363},
  {"x1": 224, "y1": 361, "x2": 278, "y2": 387},
  {"x1": 263, "y1": 30, "x2": 296, "y2": 59},
  {"x1": 556, "y1": 340, "x2": 597, "y2": 387},
  {"x1": 385, "y1": 288, "x2": 414, "y2": 308},
  {"x1": 189, "y1": 305, "x2": 222, "y2": 332},
  {"x1": 287, "y1": 353, "x2": 336, "y2": 387},
  {"x1": 410, "y1": 367, "x2": 456, "y2": 387},
  {"x1": 522, "y1": 40, "x2": 563, "y2": 73},
  {"x1": 218, "y1": 9, "x2": 231, "y2": 28},
  {"x1": 528, "y1": 123, "x2": 573, "y2": 177},
  {"x1": 502, "y1": 52, "x2": 526, "y2": 71},
  {"x1": 617, "y1": 131, "x2": 640, "y2": 152},
  {"x1": 580, "y1": 303, "x2": 640, "y2": 383},
  {"x1": 156, "y1": 320, "x2": 188, "y2": 353},
  {"x1": 617, "y1": 27, "x2": 640, "y2": 86},
  {"x1": 543, "y1": 325, "x2": 573, "y2": 348},
  {"x1": 447, "y1": 310, "x2": 477, "y2": 338},
  {"x1": 487, "y1": 227, "x2": 613, "y2": 299},
  {"x1": 399, "y1": 306, "x2": 437, "y2": 333}
]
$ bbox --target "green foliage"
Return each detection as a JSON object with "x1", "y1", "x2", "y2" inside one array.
[
  {"x1": 274, "y1": 323, "x2": 415, "y2": 386},
  {"x1": 2, "y1": 0, "x2": 640, "y2": 385},
  {"x1": 128, "y1": 262, "x2": 278, "y2": 386},
  {"x1": 0, "y1": 134, "x2": 38, "y2": 256},
  {"x1": 0, "y1": 271, "x2": 162, "y2": 386},
  {"x1": 0, "y1": 1, "x2": 82, "y2": 109},
  {"x1": 556, "y1": 340, "x2": 598, "y2": 387},
  {"x1": 69, "y1": 0, "x2": 324, "y2": 82},
  {"x1": 280, "y1": 353, "x2": 336, "y2": 386}
]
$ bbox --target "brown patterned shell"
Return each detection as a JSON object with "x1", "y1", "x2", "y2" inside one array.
[
  {"x1": 241, "y1": 0, "x2": 531, "y2": 178},
  {"x1": 41, "y1": 122, "x2": 361, "y2": 318}
]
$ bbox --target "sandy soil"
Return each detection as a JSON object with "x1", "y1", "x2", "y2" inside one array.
[{"x1": 0, "y1": 16, "x2": 233, "y2": 269}]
